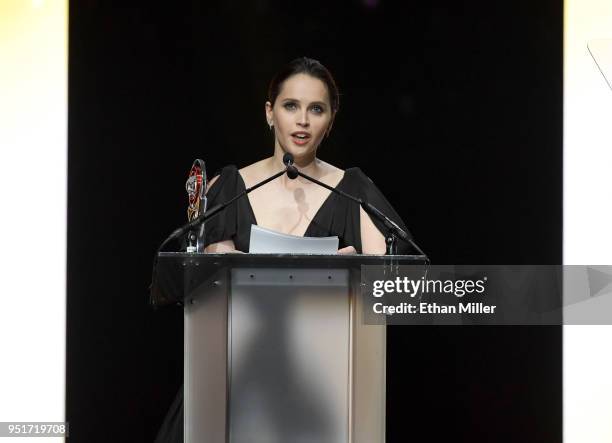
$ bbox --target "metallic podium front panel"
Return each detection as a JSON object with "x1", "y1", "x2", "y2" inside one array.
[
  {"x1": 184, "y1": 269, "x2": 229, "y2": 443},
  {"x1": 183, "y1": 263, "x2": 386, "y2": 443},
  {"x1": 230, "y1": 268, "x2": 350, "y2": 443}
]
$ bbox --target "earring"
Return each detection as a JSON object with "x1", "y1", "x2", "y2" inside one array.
[{"x1": 268, "y1": 121, "x2": 273, "y2": 130}]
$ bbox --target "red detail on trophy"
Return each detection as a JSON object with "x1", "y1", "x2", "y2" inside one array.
[{"x1": 186, "y1": 160, "x2": 205, "y2": 222}]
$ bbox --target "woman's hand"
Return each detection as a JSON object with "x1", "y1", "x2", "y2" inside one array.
[{"x1": 337, "y1": 246, "x2": 357, "y2": 255}]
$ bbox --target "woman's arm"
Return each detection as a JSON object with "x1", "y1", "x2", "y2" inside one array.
[
  {"x1": 205, "y1": 239, "x2": 238, "y2": 253},
  {"x1": 360, "y1": 206, "x2": 387, "y2": 255}
]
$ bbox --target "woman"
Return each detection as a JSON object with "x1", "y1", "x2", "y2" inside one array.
[
  {"x1": 201, "y1": 56, "x2": 412, "y2": 256},
  {"x1": 155, "y1": 57, "x2": 413, "y2": 443}
]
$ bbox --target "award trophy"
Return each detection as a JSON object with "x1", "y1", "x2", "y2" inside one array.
[{"x1": 185, "y1": 159, "x2": 207, "y2": 253}]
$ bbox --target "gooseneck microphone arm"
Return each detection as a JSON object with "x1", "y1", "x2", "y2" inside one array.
[
  {"x1": 285, "y1": 154, "x2": 427, "y2": 258},
  {"x1": 158, "y1": 168, "x2": 288, "y2": 254}
]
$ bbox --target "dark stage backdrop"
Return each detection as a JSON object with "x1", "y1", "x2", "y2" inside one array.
[{"x1": 68, "y1": 1, "x2": 562, "y2": 441}]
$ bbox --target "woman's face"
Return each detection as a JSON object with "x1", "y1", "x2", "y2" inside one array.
[{"x1": 266, "y1": 73, "x2": 334, "y2": 161}]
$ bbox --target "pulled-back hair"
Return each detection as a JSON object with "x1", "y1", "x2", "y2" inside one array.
[{"x1": 268, "y1": 57, "x2": 340, "y2": 114}]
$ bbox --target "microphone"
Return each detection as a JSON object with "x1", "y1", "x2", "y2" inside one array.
[{"x1": 283, "y1": 152, "x2": 299, "y2": 179}]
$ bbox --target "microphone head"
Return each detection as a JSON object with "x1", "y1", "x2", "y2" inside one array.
[
  {"x1": 286, "y1": 165, "x2": 299, "y2": 180},
  {"x1": 282, "y1": 152, "x2": 294, "y2": 165}
]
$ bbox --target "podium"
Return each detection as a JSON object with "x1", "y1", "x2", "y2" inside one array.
[{"x1": 152, "y1": 253, "x2": 426, "y2": 443}]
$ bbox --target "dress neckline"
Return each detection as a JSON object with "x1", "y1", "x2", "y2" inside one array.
[{"x1": 236, "y1": 169, "x2": 350, "y2": 238}]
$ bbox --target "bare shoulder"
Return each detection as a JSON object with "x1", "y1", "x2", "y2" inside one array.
[
  {"x1": 206, "y1": 174, "x2": 220, "y2": 193},
  {"x1": 238, "y1": 158, "x2": 270, "y2": 187},
  {"x1": 317, "y1": 159, "x2": 345, "y2": 184}
]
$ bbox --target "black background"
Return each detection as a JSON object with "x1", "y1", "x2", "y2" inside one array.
[{"x1": 68, "y1": 0, "x2": 562, "y2": 441}]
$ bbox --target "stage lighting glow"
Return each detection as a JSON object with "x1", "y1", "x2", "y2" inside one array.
[
  {"x1": 564, "y1": 0, "x2": 612, "y2": 442},
  {"x1": 0, "y1": 0, "x2": 67, "y2": 439}
]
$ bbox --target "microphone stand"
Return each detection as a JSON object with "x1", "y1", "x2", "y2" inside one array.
[{"x1": 287, "y1": 165, "x2": 428, "y2": 260}]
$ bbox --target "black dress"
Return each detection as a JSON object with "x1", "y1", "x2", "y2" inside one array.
[
  {"x1": 202, "y1": 165, "x2": 412, "y2": 253},
  {"x1": 154, "y1": 165, "x2": 413, "y2": 442}
]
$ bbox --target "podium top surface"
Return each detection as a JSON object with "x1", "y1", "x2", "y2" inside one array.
[
  {"x1": 151, "y1": 252, "x2": 427, "y2": 306},
  {"x1": 159, "y1": 251, "x2": 426, "y2": 265}
]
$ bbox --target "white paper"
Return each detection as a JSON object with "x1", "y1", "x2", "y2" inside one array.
[{"x1": 249, "y1": 224, "x2": 339, "y2": 254}]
